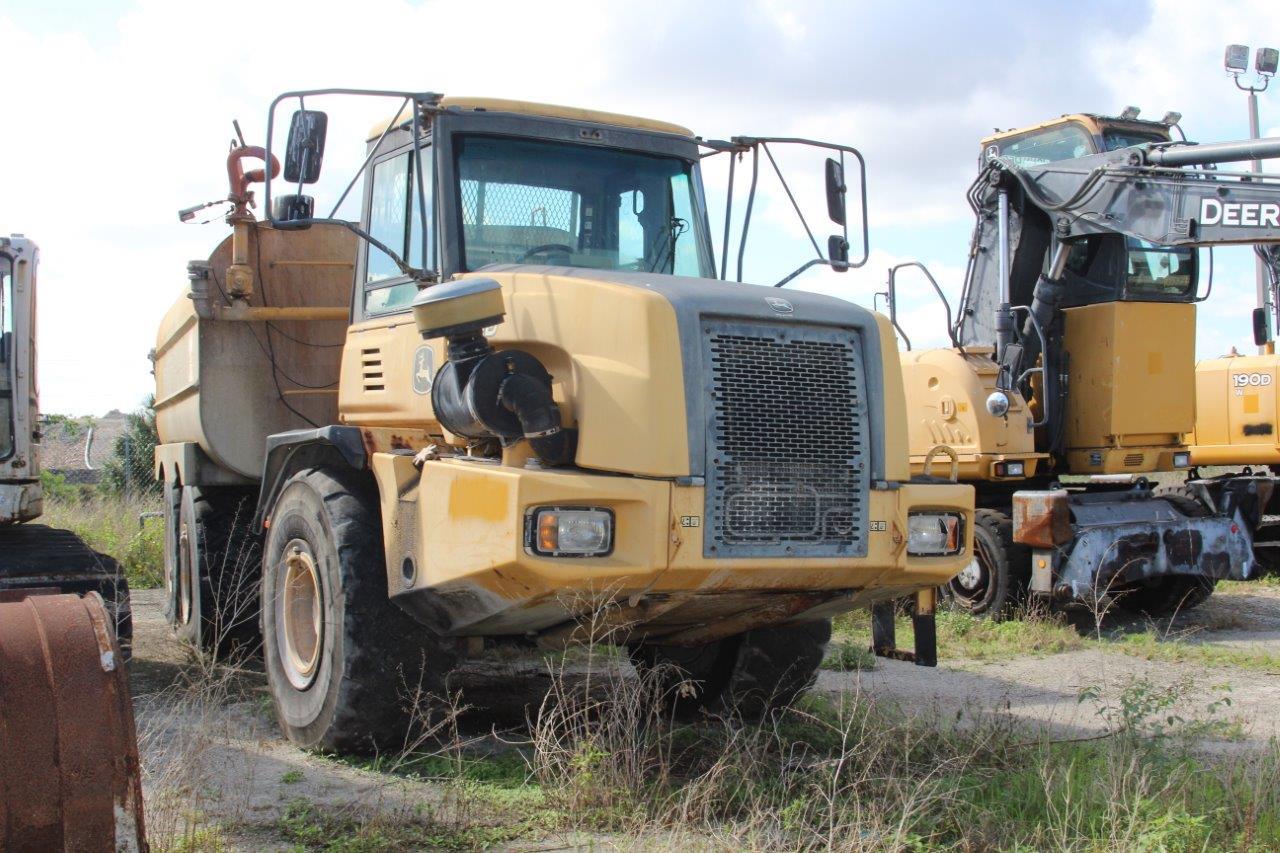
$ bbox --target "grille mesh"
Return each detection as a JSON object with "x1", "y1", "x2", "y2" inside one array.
[{"x1": 703, "y1": 320, "x2": 869, "y2": 558}]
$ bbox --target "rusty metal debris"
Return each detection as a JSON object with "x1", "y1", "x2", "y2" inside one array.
[{"x1": 0, "y1": 592, "x2": 147, "y2": 852}]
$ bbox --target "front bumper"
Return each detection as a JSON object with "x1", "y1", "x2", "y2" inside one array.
[{"x1": 371, "y1": 452, "x2": 973, "y2": 642}]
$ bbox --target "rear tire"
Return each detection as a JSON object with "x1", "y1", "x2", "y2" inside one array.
[
  {"x1": 169, "y1": 484, "x2": 260, "y2": 653},
  {"x1": 945, "y1": 509, "x2": 1028, "y2": 618},
  {"x1": 261, "y1": 466, "x2": 456, "y2": 752},
  {"x1": 1119, "y1": 576, "x2": 1216, "y2": 616},
  {"x1": 630, "y1": 620, "x2": 830, "y2": 718}
]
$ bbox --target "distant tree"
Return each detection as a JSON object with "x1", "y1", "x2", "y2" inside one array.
[{"x1": 100, "y1": 397, "x2": 160, "y2": 497}]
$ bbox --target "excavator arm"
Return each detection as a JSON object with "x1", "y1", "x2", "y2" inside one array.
[{"x1": 998, "y1": 137, "x2": 1280, "y2": 248}]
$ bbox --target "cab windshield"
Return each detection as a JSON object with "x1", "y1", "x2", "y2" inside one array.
[
  {"x1": 0, "y1": 256, "x2": 14, "y2": 460},
  {"x1": 992, "y1": 124, "x2": 1094, "y2": 167},
  {"x1": 1063, "y1": 235, "x2": 1197, "y2": 302},
  {"x1": 454, "y1": 135, "x2": 714, "y2": 277},
  {"x1": 1102, "y1": 129, "x2": 1168, "y2": 151}
]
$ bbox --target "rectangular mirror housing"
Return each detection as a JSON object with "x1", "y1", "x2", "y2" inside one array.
[
  {"x1": 828, "y1": 235, "x2": 849, "y2": 272},
  {"x1": 284, "y1": 110, "x2": 328, "y2": 184},
  {"x1": 825, "y1": 158, "x2": 846, "y2": 226},
  {"x1": 1253, "y1": 307, "x2": 1272, "y2": 346}
]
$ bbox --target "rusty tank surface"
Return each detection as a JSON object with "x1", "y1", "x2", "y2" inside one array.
[{"x1": 0, "y1": 591, "x2": 147, "y2": 852}]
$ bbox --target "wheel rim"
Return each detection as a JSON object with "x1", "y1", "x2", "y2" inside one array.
[
  {"x1": 277, "y1": 540, "x2": 323, "y2": 690},
  {"x1": 949, "y1": 532, "x2": 993, "y2": 605},
  {"x1": 178, "y1": 520, "x2": 193, "y2": 626}
]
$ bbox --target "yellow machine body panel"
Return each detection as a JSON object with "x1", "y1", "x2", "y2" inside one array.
[
  {"x1": 371, "y1": 451, "x2": 972, "y2": 639},
  {"x1": 1061, "y1": 301, "x2": 1195, "y2": 473},
  {"x1": 340, "y1": 271, "x2": 969, "y2": 639},
  {"x1": 1189, "y1": 354, "x2": 1280, "y2": 465},
  {"x1": 339, "y1": 270, "x2": 690, "y2": 478},
  {"x1": 900, "y1": 347, "x2": 1044, "y2": 480},
  {"x1": 370, "y1": 96, "x2": 693, "y2": 141}
]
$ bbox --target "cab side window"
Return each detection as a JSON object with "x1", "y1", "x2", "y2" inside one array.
[{"x1": 364, "y1": 147, "x2": 432, "y2": 315}]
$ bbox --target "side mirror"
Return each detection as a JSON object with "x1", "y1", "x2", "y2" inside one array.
[
  {"x1": 828, "y1": 235, "x2": 849, "y2": 272},
  {"x1": 825, "y1": 158, "x2": 846, "y2": 226},
  {"x1": 284, "y1": 110, "x2": 328, "y2": 185},
  {"x1": 1253, "y1": 307, "x2": 1272, "y2": 347}
]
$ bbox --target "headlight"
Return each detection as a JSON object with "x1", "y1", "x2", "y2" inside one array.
[
  {"x1": 526, "y1": 507, "x2": 614, "y2": 557},
  {"x1": 994, "y1": 460, "x2": 1025, "y2": 478},
  {"x1": 907, "y1": 512, "x2": 964, "y2": 556},
  {"x1": 1173, "y1": 451, "x2": 1191, "y2": 469},
  {"x1": 985, "y1": 391, "x2": 1011, "y2": 417}
]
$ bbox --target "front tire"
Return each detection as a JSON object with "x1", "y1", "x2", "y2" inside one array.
[
  {"x1": 945, "y1": 509, "x2": 1028, "y2": 618},
  {"x1": 261, "y1": 466, "x2": 456, "y2": 752},
  {"x1": 631, "y1": 620, "x2": 830, "y2": 718}
]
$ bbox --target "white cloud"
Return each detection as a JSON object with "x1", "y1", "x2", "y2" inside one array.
[{"x1": 2, "y1": 0, "x2": 1279, "y2": 413}]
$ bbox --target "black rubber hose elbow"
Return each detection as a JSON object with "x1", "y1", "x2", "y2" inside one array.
[{"x1": 498, "y1": 373, "x2": 577, "y2": 466}]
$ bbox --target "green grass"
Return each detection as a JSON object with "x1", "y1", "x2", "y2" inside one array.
[
  {"x1": 828, "y1": 603, "x2": 1280, "y2": 675},
  {"x1": 1222, "y1": 575, "x2": 1280, "y2": 592},
  {"x1": 1110, "y1": 630, "x2": 1280, "y2": 674},
  {"x1": 40, "y1": 493, "x2": 164, "y2": 588},
  {"x1": 829, "y1": 606, "x2": 1086, "y2": 666},
  {"x1": 306, "y1": 687, "x2": 1280, "y2": 850}
]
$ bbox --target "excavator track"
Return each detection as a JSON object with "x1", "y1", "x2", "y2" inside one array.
[{"x1": 0, "y1": 524, "x2": 133, "y2": 657}]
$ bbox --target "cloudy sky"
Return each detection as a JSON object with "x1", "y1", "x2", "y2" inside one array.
[{"x1": 2, "y1": 0, "x2": 1278, "y2": 415}]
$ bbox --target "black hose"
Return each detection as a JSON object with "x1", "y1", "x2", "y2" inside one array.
[{"x1": 498, "y1": 373, "x2": 577, "y2": 466}]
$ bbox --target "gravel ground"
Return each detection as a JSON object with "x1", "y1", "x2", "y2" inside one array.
[{"x1": 125, "y1": 583, "x2": 1280, "y2": 848}]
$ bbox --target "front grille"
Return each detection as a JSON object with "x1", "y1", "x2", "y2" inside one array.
[{"x1": 702, "y1": 319, "x2": 869, "y2": 558}]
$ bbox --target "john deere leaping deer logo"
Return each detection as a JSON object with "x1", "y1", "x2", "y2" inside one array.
[{"x1": 412, "y1": 346, "x2": 434, "y2": 395}]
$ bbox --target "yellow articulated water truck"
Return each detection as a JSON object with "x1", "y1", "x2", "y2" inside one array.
[
  {"x1": 153, "y1": 89, "x2": 974, "y2": 751},
  {"x1": 880, "y1": 112, "x2": 1280, "y2": 618}
]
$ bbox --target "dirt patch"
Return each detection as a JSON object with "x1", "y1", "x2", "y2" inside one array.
[
  {"x1": 818, "y1": 585, "x2": 1280, "y2": 745},
  {"x1": 126, "y1": 584, "x2": 1280, "y2": 849}
]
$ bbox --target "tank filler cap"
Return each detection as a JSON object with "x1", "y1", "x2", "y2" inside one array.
[{"x1": 412, "y1": 277, "x2": 506, "y2": 340}]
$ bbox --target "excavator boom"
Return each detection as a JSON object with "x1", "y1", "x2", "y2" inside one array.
[{"x1": 995, "y1": 136, "x2": 1280, "y2": 249}]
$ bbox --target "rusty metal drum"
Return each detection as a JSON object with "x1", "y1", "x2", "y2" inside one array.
[{"x1": 0, "y1": 591, "x2": 146, "y2": 852}]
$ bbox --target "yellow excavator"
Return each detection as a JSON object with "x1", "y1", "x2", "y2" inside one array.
[
  {"x1": 0, "y1": 235, "x2": 145, "y2": 848},
  {"x1": 882, "y1": 111, "x2": 1280, "y2": 616},
  {"x1": 1187, "y1": 229, "x2": 1280, "y2": 569}
]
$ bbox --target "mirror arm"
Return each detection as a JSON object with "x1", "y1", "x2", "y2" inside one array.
[
  {"x1": 762, "y1": 143, "x2": 822, "y2": 258},
  {"x1": 265, "y1": 88, "x2": 441, "y2": 228},
  {"x1": 774, "y1": 257, "x2": 837, "y2": 288},
  {"x1": 735, "y1": 144, "x2": 760, "y2": 283},
  {"x1": 294, "y1": 94, "x2": 309, "y2": 201},
  {"x1": 281, "y1": 217, "x2": 436, "y2": 284},
  {"x1": 411, "y1": 107, "x2": 431, "y2": 269},
  {"x1": 885, "y1": 270, "x2": 913, "y2": 351},
  {"x1": 328, "y1": 96, "x2": 411, "y2": 219},
  {"x1": 719, "y1": 151, "x2": 736, "y2": 280}
]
